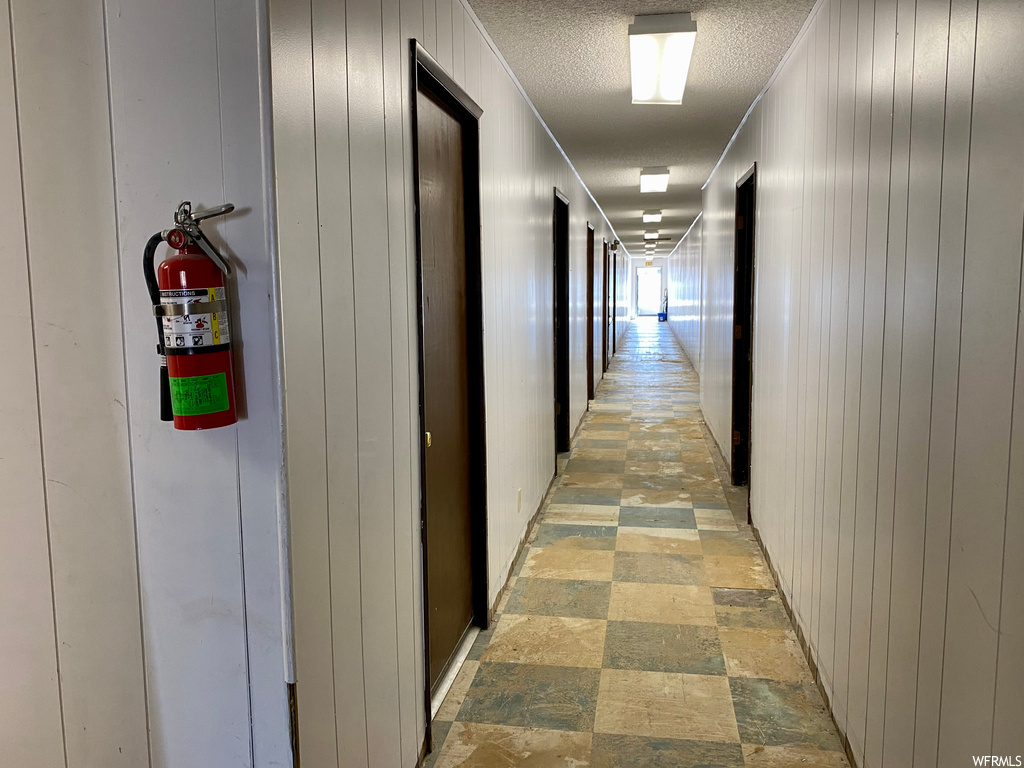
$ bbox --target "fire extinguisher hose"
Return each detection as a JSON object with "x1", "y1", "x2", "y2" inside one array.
[{"x1": 143, "y1": 231, "x2": 174, "y2": 421}]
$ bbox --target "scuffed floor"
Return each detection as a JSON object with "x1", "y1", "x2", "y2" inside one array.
[{"x1": 425, "y1": 318, "x2": 849, "y2": 768}]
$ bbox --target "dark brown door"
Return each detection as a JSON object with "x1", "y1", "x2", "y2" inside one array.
[
  {"x1": 732, "y1": 168, "x2": 756, "y2": 488},
  {"x1": 417, "y1": 89, "x2": 474, "y2": 691},
  {"x1": 602, "y1": 241, "x2": 610, "y2": 373},
  {"x1": 553, "y1": 193, "x2": 570, "y2": 452},
  {"x1": 586, "y1": 225, "x2": 595, "y2": 400}
]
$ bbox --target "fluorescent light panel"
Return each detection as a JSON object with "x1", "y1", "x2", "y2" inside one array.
[
  {"x1": 629, "y1": 13, "x2": 697, "y2": 105},
  {"x1": 643, "y1": 210, "x2": 663, "y2": 223},
  {"x1": 644, "y1": 232, "x2": 659, "y2": 240},
  {"x1": 640, "y1": 167, "x2": 669, "y2": 193}
]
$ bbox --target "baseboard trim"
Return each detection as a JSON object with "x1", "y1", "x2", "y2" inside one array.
[
  {"x1": 488, "y1": 471, "x2": 557, "y2": 624},
  {"x1": 749, "y1": 524, "x2": 861, "y2": 768}
]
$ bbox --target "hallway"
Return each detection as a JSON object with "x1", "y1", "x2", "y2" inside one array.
[{"x1": 427, "y1": 318, "x2": 849, "y2": 767}]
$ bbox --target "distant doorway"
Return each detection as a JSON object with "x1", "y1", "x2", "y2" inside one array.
[
  {"x1": 731, "y1": 165, "x2": 756, "y2": 490},
  {"x1": 636, "y1": 266, "x2": 662, "y2": 316},
  {"x1": 553, "y1": 191, "x2": 570, "y2": 454},
  {"x1": 586, "y1": 225, "x2": 595, "y2": 400}
]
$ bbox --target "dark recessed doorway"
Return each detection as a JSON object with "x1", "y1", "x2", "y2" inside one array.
[{"x1": 731, "y1": 164, "x2": 756, "y2": 491}]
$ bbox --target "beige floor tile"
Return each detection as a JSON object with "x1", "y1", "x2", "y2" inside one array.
[
  {"x1": 694, "y1": 509, "x2": 739, "y2": 531},
  {"x1": 615, "y1": 527, "x2": 703, "y2": 556},
  {"x1": 557, "y1": 473, "x2": 624, "y2": 489},
  {"x1": 620, "y1": 490, "x2": 692, "y2": 508},
  {"x1": 580, "y1": 430, "x2": 632, "y2": 442},
  {"x1": 704, "y1": 555, "x2": 775, "y2": 589},
  {"x1": 521, "y1": 547, "x2": 616, "y2": 581},
  {"x1": 625, "y1": 460, "x2": 687, "y2": 476},
  {"x1": 434, "y1": 722, "x2": 592, "y2": 768},
  {"x1": 608, "y1": 582, "x2": 716, "y2": 625},
  {"x1": 594, "y1": 669, "x2": 740, "y2": 743},
  {"x1": 435, "y1": 660, "x2": 480, "y2": 721},
  {"x1": 544, "y1": 504, "x2": 620, "y2": 526},
  {"x1": 718, "y1": 627, "x2": 810, "y2": 682},
  {"x1": 741, "y1": 743, "x2": 850, "y2": 767},
  {"x1": 482, "y1": 614, "x2": 607, "y2": 668},
  {"x1": 572, "y1": 447, "x2": 628, "y2": 461}
]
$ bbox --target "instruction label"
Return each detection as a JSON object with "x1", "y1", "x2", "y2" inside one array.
[
  {"x1": 169, "y1": 373, "x2": 230, "y2": 416},
  {"x1": 160, "y1": 287, "x2": 230, "y2": 350}
]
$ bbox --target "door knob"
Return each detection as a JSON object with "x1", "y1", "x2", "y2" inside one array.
[{"x1": 425, "y1": 431, "x2": 432, "y2": 448}]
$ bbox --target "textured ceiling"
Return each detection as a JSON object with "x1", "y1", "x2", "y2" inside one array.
[{"x1": 465, "y1": 0, "x2": 816, "y2": 256}]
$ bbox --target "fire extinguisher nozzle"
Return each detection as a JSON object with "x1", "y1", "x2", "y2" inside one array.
[{"x1": 159, "y1": 363, "x2": 174, "y2": 422}]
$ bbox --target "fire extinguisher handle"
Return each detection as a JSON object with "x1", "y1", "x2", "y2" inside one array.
[{"x1": 144, "y1": 231, "x2": 174, "y2": 422}]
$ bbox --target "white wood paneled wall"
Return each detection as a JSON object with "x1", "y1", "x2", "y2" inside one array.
[
  {"x1": 0, "y1": 0, "x2": 291, "y2": 765},
  {"x1": 269, "y1": 0, "x2": 624, "y2": 764},
  {"x1": 666, "y1": 214, "x2": 703, "y2": 368},
  {"x1": 693, "y1": 0, "x2": 1024, "y2": 764}
]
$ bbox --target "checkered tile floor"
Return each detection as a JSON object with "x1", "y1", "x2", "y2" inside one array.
[{"x1": 425, "y1": 318, "x2": 849, "y2": 768}]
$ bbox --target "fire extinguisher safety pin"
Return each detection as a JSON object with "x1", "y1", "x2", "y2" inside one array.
[
  {"x1": 174, "y1": 200, "x2": 235, "y2": 275},
  {"x1": 153, "y1": 300, "x2": 228, "y2": 317}
]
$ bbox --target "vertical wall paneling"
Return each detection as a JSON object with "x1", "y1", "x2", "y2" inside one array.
[
  {"x1": 107, "y1": 0, "x2": 291, "y2": 760},
  {"x1": 864, "y1": 0, "x2": 916, "y2": 760},
  {"x1": 271, "y1": 0, "x2": 340, "y2": 760},
  {"x1": 383, "y1": 0, "x2": 419, "y2": 762},
  {"x1": 883, "y1": 0, "x2": 949, "y2": 761},
  {"x1": 911, "y1": 0, "x2": 975, "y2": 763},
  {"x1": 0, "y1": 2, "x2": 66, "y2": 762},
  {"x1": 435, "y1": 0, "x2": 452, "y2": 72},
  {"x1": 9, "y1": 0, "x2": 152, "y2": 762},
  {"x1": 315, "y1": 0, "x2": 373, "y2": 763},
  {"x1": 422, "y1": 0, "x2": 436, "y2": 55},
  {"x1": 689, "y1": 0, "x2": 1024, "y2": 763},
  {"x1": 666, "y1": 215, "x2": 703, "y2": 368},
  {"x1": 215, "y1": 3, "x2": 294, "y2": 764},
  {"x1": 846, "y1": 0, "x2": 897, "y2": 756},
  {"x1": 346, "y1": 0, "x2": 404, "y2": 763},
  {"x1": 938, "y1": 0, "x2": 1024, "y2": 761},
  {"x1": 995, "y1": 249, "x2": 1024, "y2": 753},
  {"x1": 2, "y1": 0, "x2": 289, "y2": 763}
]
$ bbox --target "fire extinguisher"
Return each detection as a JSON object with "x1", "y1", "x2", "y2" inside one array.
[{"x1": 143, "y1": 201, "x2": 237, "y2": 430}]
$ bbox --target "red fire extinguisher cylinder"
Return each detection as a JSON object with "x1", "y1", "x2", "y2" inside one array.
[{"x1": 157, "y1": 241, "x2": 238, "y2": 430}]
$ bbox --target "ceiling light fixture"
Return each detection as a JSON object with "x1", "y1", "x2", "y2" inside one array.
[
  {"x1": 629, "y1": 13, "x2": 698, "y2": 105},
  {"x1": 644, "y1": 231, "x2": 659, "y2": 240},
  {"x1": 643, "y1": 210, "x2": 663, "y2": 223},
  {"x1": 640, "y1": 167, "x2": 670, "y2": 193}
]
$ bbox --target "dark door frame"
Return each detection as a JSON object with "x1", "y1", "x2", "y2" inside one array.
[
  {"x1": 553, "y1": 189, "x2": 571, "y2": 454},
  {"x1": 731, "y1": 163, "x2": 756, "y2": 498},
  {"x1": 586, "y1": 224, "x2": 595, "y2": 401},
  {"x1": 611, "y1": 251, "x2": 617, "y2": 355},
  {"x1": 602, "y1": 239, "x2": 609, "y2": 374},
  {"x1": 410, "y1": 40, "x2": 488, "y2": 751}
]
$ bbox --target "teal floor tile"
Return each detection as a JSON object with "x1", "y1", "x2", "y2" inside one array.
[
  {"x1": 551, "y1": 487, "x2": 622, "y2": 506},
  {"x1": 613, "y1": 551, "x2": 706, "y2": 585},
  {"x1": 603, "y1": 621, "x2": 726, "y2": 675},
  {"x1": 532, "y1": 523, "x2": 618, "y2": 550},
  {"x1": 590, "y1": 734, "x2": 744, "y2": 768},
  {"x1": 505, "y1": 577, "x2": 611, "y2": 619},
  {"x1": 618, "y1": 505, "x2": 697, "y2": 529},
  {"x1": 729, "y1": 677, "x2": 845, "y2": 750},
  {"x1": 457, "y1": 662, "x2": 600, "y2": 732}
]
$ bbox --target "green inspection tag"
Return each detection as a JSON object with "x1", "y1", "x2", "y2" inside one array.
[{"x1": 169, "y1": 373, "x2": 230, "y2": 416}]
